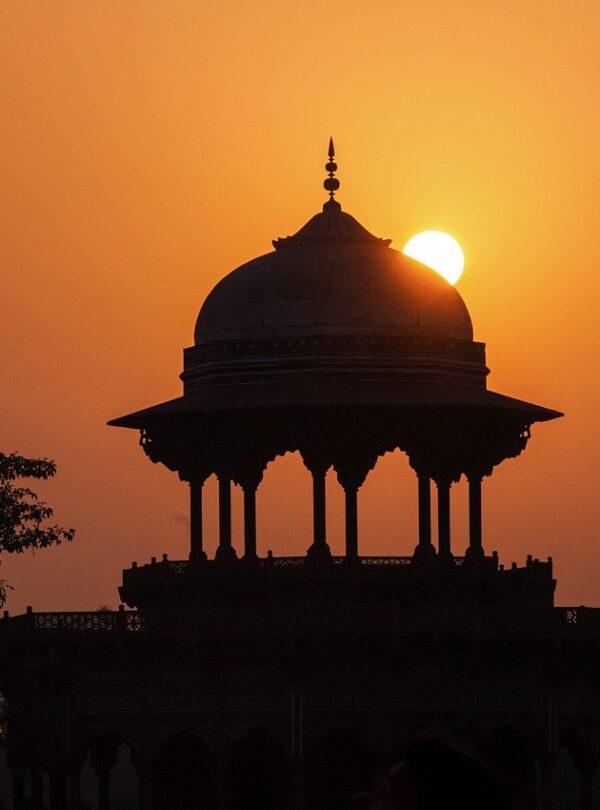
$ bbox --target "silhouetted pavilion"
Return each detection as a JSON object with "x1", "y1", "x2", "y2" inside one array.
[
  {"x1": 110, "y1": 140, "x2": 559, "y2": 599},
  {"x1": 1, "y1": 144, "x2": 599, "y2": 810}
]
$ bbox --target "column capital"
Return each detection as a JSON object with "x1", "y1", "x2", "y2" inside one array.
[
  {"x1": 232, "y1": 465, "x2": 264, "y2": 492},
  {"x1": 300, "y1": 449, "x2": 331, "y2": 477},
  {"x1": 464, "y1": 468, "x2": 491, "y2": 483},
  {"x1": 434, "y1": 472, "x2": 461, "y2": 488},
  {"x1": 333, "y1": 448, "x2": 379, "y2": 493},
  {"x1": 182, "y1": 469, "x2": 211, "y2": 487}
]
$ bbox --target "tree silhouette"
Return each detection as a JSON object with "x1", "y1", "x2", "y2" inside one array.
[{"x1": 0, "y1": 452, "x2": 75, "y2": 604}]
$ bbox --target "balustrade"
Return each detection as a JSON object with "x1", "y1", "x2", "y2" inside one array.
[{"x1": 5, "y1": 605, "x2": 600, "y2": 636}]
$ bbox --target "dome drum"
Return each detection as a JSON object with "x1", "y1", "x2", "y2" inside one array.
[{"x1": 181, "y1": 334, "x2": 489, "y2": 399}]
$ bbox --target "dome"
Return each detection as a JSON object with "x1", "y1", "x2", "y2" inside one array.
[
  {"x1": 194, "y1": 199, "x2": 473, "y2": 346},
  {"x1": 110, "y1": 146, "x2": 561, "y2": 425}
]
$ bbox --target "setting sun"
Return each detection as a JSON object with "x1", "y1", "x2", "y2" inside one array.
[{"x1": 403, "y1": 231, "x2": 465, "y2": 285}]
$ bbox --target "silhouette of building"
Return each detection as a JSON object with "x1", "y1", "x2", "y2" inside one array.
[{"x1": 1, "y1": 144, "x2": 599, "y2": 810}]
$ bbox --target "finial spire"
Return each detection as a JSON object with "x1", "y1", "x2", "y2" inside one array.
[{"x1": 323, "y1": 137, "x2": 340, "y2": 200}]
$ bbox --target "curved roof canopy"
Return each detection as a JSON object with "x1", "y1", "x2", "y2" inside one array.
[{"x1": 109, "y1": 145, "x2": 562, "y2": 483}]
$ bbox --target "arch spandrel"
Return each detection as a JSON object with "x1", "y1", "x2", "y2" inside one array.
[{"x1": 138, "y1": 405, "x2": 532, "y2": 486}]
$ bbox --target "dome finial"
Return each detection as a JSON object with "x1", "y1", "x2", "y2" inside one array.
[{"x1": 323, "y1": 137, "x2": 340, "y2": 201}]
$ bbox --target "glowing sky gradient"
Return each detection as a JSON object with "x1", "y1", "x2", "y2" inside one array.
[{"x1": 1, "y1": 1, "x2": 599, "y2": 611}]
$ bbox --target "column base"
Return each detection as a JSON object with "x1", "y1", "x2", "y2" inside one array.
[
  {"x1": 215, "y1": 545, "x2": 238, "y2": 562},
  {"x1": 189, "y1": 550, "x2": 207, "y2": 565},
  {"x1": 436, "y1": 552, "x2": 455, "y2": 571},
  {"x1": 306, "y1": 543, "x2": 332, "y2": 564},
  {"x1": 464, "y1": 545, "x2": 485, "y2": 566},
  {"x1": 411, "y1": 543, "x2": 437, "y2": 567}
]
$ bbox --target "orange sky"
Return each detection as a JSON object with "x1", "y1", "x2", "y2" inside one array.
[{"x1": 1, "y1": 1, "x2": 599, "y2": 612}]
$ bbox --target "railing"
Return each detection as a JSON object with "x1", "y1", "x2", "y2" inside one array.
[
  {"x1": 121, "y1": 553, "x2": 559, "y2": 582},
  {"x1": 34, "y1": 612, "x2": 121, "y2": 632},
  {"x1": 0, "y1": 609, "x2": 143, "y2": 633},
  {"x1": 3, "y1": 606, "x2": 600, "y2": 636},
  {"x1": 270, "y1": 557, "x2": 306, "y2": 568},
  {"x1": 125, "y1": 555, "x2": 429, "y2": 578},
  {"x1": 556, "y1": 606, "x2": 600, "y2": 627}
]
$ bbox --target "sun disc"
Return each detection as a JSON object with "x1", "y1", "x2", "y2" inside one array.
[{"x1": 402, "y1": 231, "x2": 464, "y2": 285}]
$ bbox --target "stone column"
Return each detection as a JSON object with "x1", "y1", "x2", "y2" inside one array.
[
  {"x1": 243, "y1": 485, "x2": 257, "y2": 559},
  {"x1": 305, "y1": 464, "x2": 331, "y2": 562},
  {"x1": 413, "y1": 472, "x2": 436, "y2": 563},
  {"x1": 334, "y1": 454, "x2": 378, "y2": 563},
  {"x1": 418, "y1": 473, "x2": 431, "y2": 546},
  {"x1": 189, "y1": 479, "x2": 207, "y2": 562},
  {"x1": 344, "y1": 485, "x2": 358, "y2": 559},
  {"x1": 465, "y1": 475, "x2": 485, "y2": 561},
  {"x1": 436, "y1": 479, "x2": 453, "y2": 560},
  {"x1": 215, "y1": 476, "x2": 237, "y2": 560},
  {"x1": 232, "y1": 465, "x2": 264, "y2": 561},
  {"x1": 312, "y1": 469, "x2": 327, "y2": 548}
]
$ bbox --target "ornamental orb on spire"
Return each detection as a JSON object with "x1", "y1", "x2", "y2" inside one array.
[{"x1": 323, "y1": 137, "x2": 340, "y2": 200}]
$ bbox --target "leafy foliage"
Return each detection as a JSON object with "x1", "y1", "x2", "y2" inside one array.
[{"x1": 0, "y1": 453, "x2": 75, "y2": 605}]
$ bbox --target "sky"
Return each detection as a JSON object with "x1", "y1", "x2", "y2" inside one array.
[{"x1": 1, "y1": 0, "x2": 599, "y2": 612}]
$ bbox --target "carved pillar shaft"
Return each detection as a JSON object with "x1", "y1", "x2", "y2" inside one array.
[
  {"x1": 312, "y1": 469, "x2": 327, "y2": 549},
  {"x1": 344, "y1": 486, "x2": 358, "y2": 558},
  {"x1": 437, "y1": 481, "x2": 451, "y2": 557},
  {"x1": 216, "y1": 477, "x2": 237, "y2": 560},
  {"x1": 418, "y1": 473, "x2": 431, "y2": 547},
  {"x1": 305, "y1": 465, "x2": 332, "y2": 561},
  {"x1": 468, "y1": 475, "x2": 483, "y2": 556},
  {"x1": 219, "y1": 477, "x2": 231, "y2": 547},
  {"x1": 304, "y1": 453, "x2": 331, "y2": 561},
  {"x1": 189, "y1": 480, "x2": 205, "y2": 561},
  {"x1": 243, "y1": 486, "x2": 257, "y2": 558}
]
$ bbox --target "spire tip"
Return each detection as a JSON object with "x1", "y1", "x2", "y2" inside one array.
[{"x1": 323, "y1": 138, "x2": 340, "y2": 200}]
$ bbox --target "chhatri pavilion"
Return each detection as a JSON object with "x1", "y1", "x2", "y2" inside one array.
[
  {"x1": 112, "y1": 139, "x2": 558, "y2": 589},
  {"x1": 1, "y1": 144, "x2": 598, "y2": 810}
]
